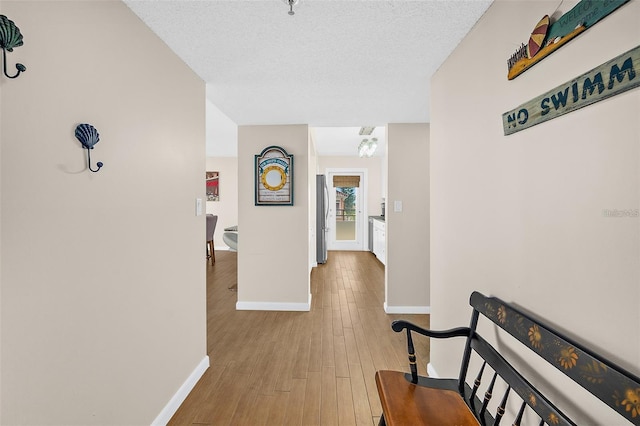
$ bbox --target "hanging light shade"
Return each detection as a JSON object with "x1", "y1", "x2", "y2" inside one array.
[{"x1": 358, "y1": 137, "x2": 378, "y2": 158}]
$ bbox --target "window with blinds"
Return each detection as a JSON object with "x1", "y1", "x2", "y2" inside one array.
[{"x1": 333, "y1": 175, "x2": 360, "y2": 188}]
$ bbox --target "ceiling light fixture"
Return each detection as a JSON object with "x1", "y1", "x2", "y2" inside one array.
[
  {"x1": 358, "y1": 138, "x2": 378, "y2": 158},
  {"x1": 283, "y1": 0, "x2": 299, "y2": 15}
]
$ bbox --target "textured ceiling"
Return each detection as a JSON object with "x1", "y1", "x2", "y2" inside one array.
[{"x1": 124, "y1": 0, "x2": 492, "y2": 155}]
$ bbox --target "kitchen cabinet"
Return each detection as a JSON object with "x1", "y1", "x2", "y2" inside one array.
[{"x1": 372, "y1": 218, "x2": 386, "y2": 265}]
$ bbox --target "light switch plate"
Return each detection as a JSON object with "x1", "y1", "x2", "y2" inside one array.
[
  {"x1": 394, "y1": 200, "x2": 403, "y2": 212},
  {"x1": 196, "y1": 198, "x2": 203, "y2": 216}
]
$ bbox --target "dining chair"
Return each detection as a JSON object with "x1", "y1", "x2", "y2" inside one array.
[{"x1": 206, "y1": 214, "x2": 218, "y2": 264}]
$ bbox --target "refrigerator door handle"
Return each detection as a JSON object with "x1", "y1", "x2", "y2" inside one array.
[{"x1": 324, "y1": 182, "x2": 329, "y2": 224}]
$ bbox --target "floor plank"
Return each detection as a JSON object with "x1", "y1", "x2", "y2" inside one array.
[
  {"x1": 302, "y1": 371, "x2": 322, "y2": 425},
  {"x1": 168, "y1": 250, "x2": 430, "y2": 425},
  {"x1": 282, "y1": 379, "x2": 306, "y2": 425},
  {"x1": 320, "y1": 366, "x2": 338, "y2": 426},
  {"x1": 337, "y1": 377, "x2": 357, "y2": 426}
]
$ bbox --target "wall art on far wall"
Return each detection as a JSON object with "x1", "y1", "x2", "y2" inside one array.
[{"x1": 206, "y1": 171, "x2": 219, "y2": 201}]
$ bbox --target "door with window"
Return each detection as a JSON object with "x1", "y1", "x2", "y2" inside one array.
[{"x1": 327, "y1": 170, "x2": 366, "y2": 251}]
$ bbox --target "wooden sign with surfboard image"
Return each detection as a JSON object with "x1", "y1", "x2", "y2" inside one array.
[{"x1": 507, "y1": 0, "x2": 630, "y2": 80}]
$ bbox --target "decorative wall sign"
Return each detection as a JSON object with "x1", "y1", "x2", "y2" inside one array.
[
  {"x1": 507, "y1": 0, "x2": 629, "y2": 80},
  {"x1": 206, "y1": 171, "x2": 219, "y2": 201},
  {"x1": 503, "y1": 45, "x2": 640, "y2": 135},
  {"x1": 255, "y1": 146, "x2": 293, "y2": 206}
]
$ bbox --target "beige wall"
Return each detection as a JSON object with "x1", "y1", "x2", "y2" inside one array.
[
  {"x1": 0, "y1": 1, "x2": 206, "y2": 424},
  {"x1": 0, "y1": 30, "x2": 3, "y2": 422},
  {"x1": 318, "y1": 156, "x2": 384, "y2": 218},
  {"x1": 431, "y1": 0, "x2": 639, "y2": 423},
  {"x1": 386, "y1": 124, "x2": 430, "y2": 312},
  {"x1": 309, "y1": 133, "x2": 318, "y2": 270},
  {"x1": 0, "y1": 11, "x2": 3, "y2": 417},
  {"x1": 237, "y1": 125, "x2": 311, "y2": 310},
  {"x1": 206, "y1": 157, "x2": 238, "y2": 249}
]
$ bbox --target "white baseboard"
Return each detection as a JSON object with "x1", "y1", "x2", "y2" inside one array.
[
  {"x1": 383, "y1": 302, "x2": 430, "y2": 314},
  {"x1": 152, "y1": 355, "x2": 209, "y2": 426},
  {"x1": 427, "y1": 362, "x2": 439, "y2": 378},
  {"x1": 236, "y1": 294, "x2": 312, "y2": 312}
]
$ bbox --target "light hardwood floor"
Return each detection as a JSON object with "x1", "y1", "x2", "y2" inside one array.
[{"x1": 169, "y1": 250, "x2": 430, "y2": 425}]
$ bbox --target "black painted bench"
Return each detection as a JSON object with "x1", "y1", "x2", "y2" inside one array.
[{"x1": 376, "y1": 291, "x2": 640, "y2": 425}]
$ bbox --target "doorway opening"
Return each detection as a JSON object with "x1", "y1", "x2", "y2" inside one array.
[{"x1": 326, "y1": 169, "x2": 367, "y2": 251}]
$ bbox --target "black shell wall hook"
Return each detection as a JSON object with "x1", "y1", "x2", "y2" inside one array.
[
  {"x1": 75, "y1": 123, "x2": 99, "y2": 149},
  {"x1": 0, "y1": 15, "x2": 26, "y2": 79},
  {"x1": 75, "y1": 123, "x2": 104, "y2": 173}
]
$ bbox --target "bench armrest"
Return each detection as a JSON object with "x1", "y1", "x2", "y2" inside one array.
[
  {"x1": 391, "y1": 320, "x2": 471, "y2": 384},
  {"x1": 391, "y1": 320, "x2": 471, "y2": 339}
]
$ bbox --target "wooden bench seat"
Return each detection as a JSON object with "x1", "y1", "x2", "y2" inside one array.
[
  {"x1": 376, "y1": 370, "x2": 479, "y2": 425},
  {"x1": 376, "y1": 291, "x2": 640, "y2": 426}
]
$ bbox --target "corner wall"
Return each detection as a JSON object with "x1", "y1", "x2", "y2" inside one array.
[
  {"x1": 431, "y1": 0, "x2": 639, "y2": 423},
  {"x1": 0, "y1": 1, "x2": 206, "y2": 423},
  {"x1": 386, "y1": 123, "x2": 430, "y2": 313},
  {"x1": 0, "y1": 5, "x2": 3, "y2": 420},
  {"x1": 309, "y1": 132, "x2": 318, "y2": 270},
  {"x1": 237, "y1": 125, "x2": 311, "y2": 310}
]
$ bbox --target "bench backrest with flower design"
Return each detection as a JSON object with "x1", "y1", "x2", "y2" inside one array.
[{"x1": 375, "y1": 291, "x2": 640, "y2": 426}]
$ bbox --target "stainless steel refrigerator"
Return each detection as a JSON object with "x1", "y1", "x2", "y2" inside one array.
[{"x1": 316, "y1": 174, "x2": 329, "y2": 264}]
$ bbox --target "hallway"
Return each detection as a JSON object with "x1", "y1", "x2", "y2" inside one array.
[{"x1": 169, "y1": 251, "x2": 430, "y2": 425}]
